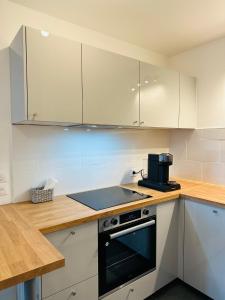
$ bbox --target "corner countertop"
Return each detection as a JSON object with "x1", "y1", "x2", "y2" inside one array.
[
  {"x1": 1, "y1": 177, "x2": 225, "y2": 291},
  {"x1": 0, "y1": 205, "x2": 64, "y2": 291}
]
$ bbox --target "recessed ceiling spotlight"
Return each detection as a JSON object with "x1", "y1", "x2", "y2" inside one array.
[
  {"x1": 137, "y1": 83, "x2": 141, "y2": 87},
  {"x1": 131, "y1": 88, "x2": 136, "y2": 92},
  {"x1": 153, "y1": 79, "x2": 157, "y2": 83},
  {"x1": 144, "y1": 80, "x2": 149, "y2": 84},
  {"x1": 41, "y1": 30, "x2": 49, "y2": 37}
]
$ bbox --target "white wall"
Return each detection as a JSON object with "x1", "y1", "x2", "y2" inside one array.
[
  {"x1": 0, "y1": 0, "x2": 169, "y2": 204},
  {"x1": 0, "y1": 0, "x2": 166, "y2": 65},
  {"x1": 169, "y1": 37, "x2": 225, "y2": 129}
]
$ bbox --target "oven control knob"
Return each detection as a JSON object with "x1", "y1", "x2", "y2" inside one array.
[
  {"x1": 143, "y1": 209, "x2": 150, "y2": 215},
  {"x1": 111, "y1": 218, "x2": 118, "y2": 226},
  {"x1": 103, "y1": 220, "x2": 110, "y2": 228}
]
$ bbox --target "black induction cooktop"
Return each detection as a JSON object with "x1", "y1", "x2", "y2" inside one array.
[{"x1": 67, "y1": 186, "x2": 151, "y2": 211}]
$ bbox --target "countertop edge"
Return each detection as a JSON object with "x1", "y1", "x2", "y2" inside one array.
[
  {"x1": 39, "y1": 194, "x2": 181, "y2": 234},
  {"x1": 0, "y1": 258, "x2": 65, "y2": 291}
]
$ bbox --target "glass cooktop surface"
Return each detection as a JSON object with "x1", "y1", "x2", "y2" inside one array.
[{"x1": 67, "y1": 186, "x2": 151, "y2": 211}]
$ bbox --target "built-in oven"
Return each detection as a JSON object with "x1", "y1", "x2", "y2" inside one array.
[{"x1": 98, "y1": 206, "x2": 156, "y2": 298}]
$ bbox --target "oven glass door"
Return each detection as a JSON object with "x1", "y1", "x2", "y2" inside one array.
[{"x1": 99, "y1": 216, "x2": 156, "y2": 296}]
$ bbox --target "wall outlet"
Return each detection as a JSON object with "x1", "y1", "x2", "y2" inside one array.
[{"x1": 131, "y1": 170, "x2": 137, "y2": 177}]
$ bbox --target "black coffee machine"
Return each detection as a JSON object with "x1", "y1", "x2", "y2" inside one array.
[{"x1": 138, "y1": 153, "x2": 181, "y2": 192}]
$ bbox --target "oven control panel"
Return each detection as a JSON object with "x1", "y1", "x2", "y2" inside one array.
[{"x1": 99, "y1": 205, "x2": 156, "y2": 232}]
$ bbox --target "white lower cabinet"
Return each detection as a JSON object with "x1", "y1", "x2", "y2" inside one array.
[
  {"x1": 43, "y1": 276, "x2": 98, "y2": 300},
  {"x1": 184, "y1": 199, "x2": 225, "y2": 300},
  {"x1": 42, "y1": 221, "x2": 98, "y2": 298},
  {"x1": 156, "y1": 200, "x2": 178, "y2": 289},
  {"x1": 103, "y1": 200, "x2": 178, "y2": 300}
]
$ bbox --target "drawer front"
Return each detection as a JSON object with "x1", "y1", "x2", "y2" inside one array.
[
  {"x1": 102, "y1": 271, "x2": 158, "y2": 300},
  {"x1": 43, "y1": 276, "x2": 98, "y2": 300},
  {"x1": 42, "y1": 221, "x2": 98, "y2": 298}
]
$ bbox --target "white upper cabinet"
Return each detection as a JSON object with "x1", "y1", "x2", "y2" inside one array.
[
  {"x1": 179, "y1": 74, "x2": 197, "y2": 128},
  {"x1": 82, "y1": 45, "x2": 140, "y2": 127},
  {"x1": 10, "y1": 26, "x2": 196, "y2": 128},
  {"x1": 140, "y1": 63, "x2": 180, "y2": 128},
  {"x1": 10, "y1": 26, "x2": 82, "y2": 125}
]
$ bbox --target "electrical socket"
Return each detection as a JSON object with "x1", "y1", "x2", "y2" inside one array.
[{"x1": 131, "y1": 170, "x2": 137, "y2": 177}]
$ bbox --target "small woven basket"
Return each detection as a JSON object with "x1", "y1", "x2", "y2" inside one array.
[{"x1": 31, "y1": 187, "x2": 53, "y2": 204}]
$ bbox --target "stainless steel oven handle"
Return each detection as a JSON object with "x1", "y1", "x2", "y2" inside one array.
[{"x1": 109, "y1": 220, "x2": 155, "y2": 240}]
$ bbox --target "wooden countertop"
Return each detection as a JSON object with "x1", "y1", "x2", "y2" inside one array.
[
  {"x1": 13, "y1": 178, "x2": 200, "y2": 234},
  {"x1": 0, "y1": 205, "x2": 64, "y2": 290},
  {"x1": 1, "y1": 177, "x2": 225, "y2": 291},
  {"x1": 181, "y1": 181, "x2": 225, "y2": 207}
]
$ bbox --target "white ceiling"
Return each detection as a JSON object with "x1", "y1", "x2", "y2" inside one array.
[{"x1": 10, "y1": 0, "x2": 225, "y2": 56}]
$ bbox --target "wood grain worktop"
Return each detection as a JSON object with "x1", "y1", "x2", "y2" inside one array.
[
  {"x1": 0, "y1": 205, "x2": 65, "y2": 291},
  {"x1": 181, "y1": 181, "x2": 225, "y2": 207},
  {"x1": 1, "y1": 177, "x2": 225, "y2": 291},
  {"x1": 13, "y1": 178, "x2": 200, "y2": 234}
]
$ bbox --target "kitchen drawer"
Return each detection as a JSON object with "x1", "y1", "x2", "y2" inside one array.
[
  {"x1": 102, "y1": 271, "x2": 158, "y2": 300},
  {"x1": 43, "y1": 276, "x2": 98, "y2": 300},
  {"x1": 42, "y1": 221, "x2": 98, "y2": 298}
]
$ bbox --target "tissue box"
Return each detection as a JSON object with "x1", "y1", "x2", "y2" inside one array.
[{"x1": 31, "y1": 187, "x2": 53, "y2": 204}]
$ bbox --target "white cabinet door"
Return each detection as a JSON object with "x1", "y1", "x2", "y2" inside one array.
[
  {"x1": 26, "y1": 27, "x2": 82, "y2": 123},
  {"x1": 156, "y1": 200, "x2": 178, "y2": 288},
  {"x1": 42, "y1": 221, "x2": 98, "y2": 298},
  {"x1": 140, "y1": 63, "x2": 179, "y2": 128},
  {"x1": 43, "y1": 276, "x2": 98, "y2": 300},
  {"x1": 179, "y1": 74, "x2": 196, "y2": 128},
  {"x1": 184, "y1": 199, "x2": 225, "y2": 300},
  {"x1": 82, "y1": 45, "x2": 140, "y2": 126}
]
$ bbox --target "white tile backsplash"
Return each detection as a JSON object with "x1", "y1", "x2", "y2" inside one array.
[
  {"x1": 187, "y1": 132, "x2": 220, "y2": 162},
  {"x1": 171, "y1": 128, "x2": 225, "y2": 184},
  {"x1": 12, "y1": 126, "x2": 170, "y2": 202},
  {"x1": 12, "y1": 126, "x2": 225, "y2": 202},
  {"x1": 171, "y1": 160, "x2": 202, "y2": 181},
  {"x1": 202, "y1": 162, "x2": 225, "y2": 185}
]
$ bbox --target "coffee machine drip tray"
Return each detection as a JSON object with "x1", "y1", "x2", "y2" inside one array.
[{"x1": 138, "y1": 179, "x2": 181, "y2": 192}]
